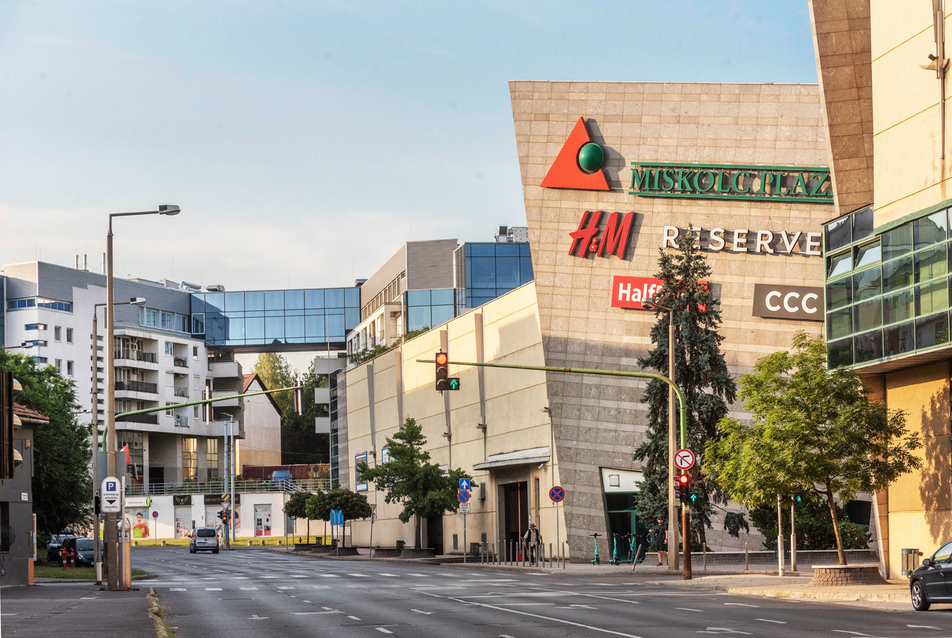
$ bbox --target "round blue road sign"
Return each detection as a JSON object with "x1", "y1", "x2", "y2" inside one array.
[
  {"x1": 458, "y1": 490, "x2": 471, "y2": 503},
  {"x1": 549, "y1": 486, "x2": 565, "y2": 502}
]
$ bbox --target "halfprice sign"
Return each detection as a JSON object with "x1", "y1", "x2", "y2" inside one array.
[{"x1": 675, "y1": 449, "x2": 696, "y2": 470}]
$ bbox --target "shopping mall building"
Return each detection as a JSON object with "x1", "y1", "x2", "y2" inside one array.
[{"x1": 339, "y1": 79, "x2": 836, "y2": 560}]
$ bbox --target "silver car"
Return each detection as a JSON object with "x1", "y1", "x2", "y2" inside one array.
[{"x1": 189, "y1": 527, "x2": 220, "y2": 554}]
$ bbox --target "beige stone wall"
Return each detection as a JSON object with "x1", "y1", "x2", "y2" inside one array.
[{"x1": 511, "y1": 81, "x2": 830, "y2": 555}]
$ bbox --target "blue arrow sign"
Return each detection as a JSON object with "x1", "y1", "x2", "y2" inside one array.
[
  {"x1": 330, "y1": 509, "x2": 344, "y2": 526},
  {"x1": 459, "y1": 478, "x2": 471, "y2": 491}
]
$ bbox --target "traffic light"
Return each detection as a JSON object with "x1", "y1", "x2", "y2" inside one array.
[
  {"x1": 0, "y1": 371, "x2": 15, "y2": 480},
  {"x1": 434, "y1": 351, "x2": 460, "y2": 392},
  {"x1": 793, "y1": 494, "x2": 804, "y2": 504},
  {"x1": 218, "y1": 511, "x2": 224, "y2": 521},
  {"x1": 677, "y1": 474, "x2": 690, "y2": 502}
]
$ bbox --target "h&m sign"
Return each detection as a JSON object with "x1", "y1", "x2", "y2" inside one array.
[{"x1": 569, "y1": 211, "x2": 635, "y2": 259}]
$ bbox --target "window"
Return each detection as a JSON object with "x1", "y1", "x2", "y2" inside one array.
[
  {"x1": 144, "y1": 309, "x2": 158, "y2": 327},
  {"x1": 54, "y1": 326, "x2": 62, "y2": 341},
  {"x1": 161, "y1": 311, "x2": 174, "y2": 330},
  {"x1": 192, "y1": 346, "x2": 198, "y2": 359},
  {"x1": 207, "y1": 439, "x2": 219, "y2": 479},
  {"x1": 24, "y1": 323, "x2": 47, "y2": 331},
  {"x1": 66, "y1": 328, "x2": 73, "y2": 343},
  {"x1": 165, "y1": 342, "x2": 173, "y2": 356},
  {"x1": 166, "y1": 402, "x2": 174, "y2": 416},
  {"x1": 175, "y1": 315, "x2": 189, "y2": 333},
  {"x1": 182, "y1": 438, "x2": 197, "y2": 482},
  {"x1": 33, "y1": 357, "x2": 48, "y2": 364},
  {"x1": 55, "y1": 359, "x2": 62, "y2": 372},
  {"x1": 66, "y1": 361, "x2": 74, "y2": 376}
]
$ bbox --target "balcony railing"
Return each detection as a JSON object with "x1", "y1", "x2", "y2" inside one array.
[
  {"x1": 174, "y1": 387, "x2": 189, "y2": 398},
  {"x1": 173, "y1": 357, "x2": 188, "y2": 368},
  {"x1": 115, "y1": 350, "x2": 157, "y2": 363},
  {"x1": 117, "y1": 413, "x2": 159, "y2": 425},
  {"x1": 128, "y1": 477, "x2": 332, "y2": 497},
  {"x1": 174, "y1": 415, "x2": 189, "y2": 428},
  {"x1": 115, "y1": 380, "x2": 157, "y2": 394}
]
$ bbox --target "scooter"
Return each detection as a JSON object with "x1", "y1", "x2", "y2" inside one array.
[
  {"x1": 590, "y1": 532, "x2": 600, "y2": 564},
  {"x1": 610, "y1": 533, "x2": 621, "y2": 565}
]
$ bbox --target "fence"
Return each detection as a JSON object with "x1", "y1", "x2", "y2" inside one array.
[{"x1": 126, "y1": 477, "x2": 332, "y2": 497}]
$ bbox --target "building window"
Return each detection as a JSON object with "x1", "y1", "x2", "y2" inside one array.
[
  {"x1": 166, "y1": 402, "x2": 174, "y2": 416},
  {"x1": 24, "y1": 323, "x2": 47, "y2": 331},
  {"x1": 175, "y1": 314, "x2": 188, "y2": 333},
  {"x1": 143, "y1": 308, "x2": 158, "y2": 327},
  {"x1": 207, "y1": 439, "x2": 219, "y2": 479},
  {"x1": 165, "y1": 342, "x2": 173, "y2": 356},
  {"x1": 182, "y1": 438, "x2": 197, "y2": 482},
  {"x1": 161, "y1": 311, "x2": 174, "y2": 330},
  {"x1": 66, "y1": 328, "x2": 73, "y2": 343},
  {"x1": 54, "y1": 326, "x2": 62, "y2": 341},
  {"x1": 66, "y1": 361, "x2": 74, "y2": 376},
  {"x1": 192, "y1": 346, "x2": 199, "y2": 359},
  {"x1": 55, "y1": 359, "x2": 62, "y2": 372}
]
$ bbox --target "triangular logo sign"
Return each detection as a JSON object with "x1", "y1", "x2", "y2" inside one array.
[{"x1": 540, "y1": 117, "x2": 610, "y2": 191}]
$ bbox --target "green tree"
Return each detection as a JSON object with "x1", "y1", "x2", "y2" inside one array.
[
  {"x1": 304, "y1": 487, "x2": 372, "y2": 546},
  {"x1": 748, "y1": 497, "x2": 869, "y2": 551},
  {"x1": 703, "y1": 331, "x2": 921, "y2": 565},
  {"x1": 0, "y1": 352, "x2": 92, "y2": 537},
  {"x1": 633, "y1": 227, "x2": 736, "y2": 548},
  {"x1": 283, "y1": 491, "x2": 313, "y2": 543},
  {"x1": 355, "y1": 417, "x2": 468, "y2": 549},
  {"x1": 280, "y1": 369, "x2": 331, "y2": 465},
  {"x1": 252, "y1": 352, "x2": 295, "y2": 415}
]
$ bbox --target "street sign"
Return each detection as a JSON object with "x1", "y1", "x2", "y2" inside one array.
[
  {"x1": 675, "y1": 449, "x2": 696, "y2": 470},
  {"x1": 549, "y1": 486, "x2": 565, "y2": 502},
  {"x1": 151, "y1": 511, "x2": 158, "y2": 519},
  {"x1": 459, "y1": 502, "x2": 471, "y2": 514},
  {"x1": 458, "y1": 490, "x2": 471, "y2": 503},
  {"x1": 101, "y1": 476, "x2": 121, "y2": 513},
  {"x1": 330, "y1": 509, "x2": 344, "y2": 526},
  {"x1": 459, "y1": 478, "x2": 471, "y2": 491}
]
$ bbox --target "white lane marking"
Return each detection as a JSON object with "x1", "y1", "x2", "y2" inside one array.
[
  {"x1": 569, "y1": 604, "x2": 597, "y2": 609},
  {"x1": 81, "y1": 597, "x2": 98, "y2": 600},
  {"x1": 170, "y1": 588, "x2": 187, "y2": 592},
  {"x1": 348, "y1": 615, "x2": 361, "y2": 621},
  {"x1": 250, "y1": 615, "x2": 269, "y2": 620},
  {"x1": 906, "y1": 626, "x2": 941, "y2": 631},
  {"x1": 831, "y1": 633, "x2": 872, "y2": 636},
  {"x1": 349, "y1": 573, "x2": 369, "y2": 578},
  {"x1": 321, "y1": 574, "x2": 341, "y2": 578},
  {"x1": 303, "y1": 600, "x2": 311, "y2": 604},
  {"x1": 293, "y1": 611, "x2": 341, "y2": 615},
  {"x1": 379, "y1": 573, "x2": 399, "y2": 577},
  {"x1": 407, "y1": 573, "x2": 427, "y2": 577},
  {"x1": 240, "y1": 587, "x2": 258, "y2": 591},
  {"x1": 376, "y1": 630, "x2": 393, "y2": 635},
  {"x1": 723, "y1": 603, "x2": 758, "y2": 608},
  {"x1": 677, "y1": 608, "x2": 702, "y2": 612},
  {"x1": 699, "y1": 629, "x2": 751, "y2": 635},
  {"x1": 411, "y1": 609, "x2": 433, "y2": 615},
  {"x1": 501, "y1": 603, "x2": 556, "y2": 607},
  {"x1": 205, "y1": 587, "x2": 222, "y2": 591},
  {"x1": 277, "y1": 586, "x2": 295, "y2": 590},
  {"x1": 290, "y1": 574, "x2": 308, "y2": 578},
  {"x1": 322, "y1": 606, "x2": 333, "y2": 610},
  {"x1": 755, "y1": 619, "x2": 786, "y2": 624}
]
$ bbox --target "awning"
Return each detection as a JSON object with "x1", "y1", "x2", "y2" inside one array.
[{"x1": 473, "y1": 446, "x2": 550, "y2": 471}]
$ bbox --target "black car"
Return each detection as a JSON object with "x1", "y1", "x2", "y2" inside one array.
[
  {"x1": 910, "y1": 540, "x2": 952, "y2": 610},
  {"x1": 46, "y1": 533, "x2": 76, "y2": 563},
  {"x1": 60, "y1": 537, "x2": 102, "y2": 568}
]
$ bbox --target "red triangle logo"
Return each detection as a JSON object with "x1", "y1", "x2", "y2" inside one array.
[{"x1": 540, "y1": 117, "x2": 610, "y2": 191}]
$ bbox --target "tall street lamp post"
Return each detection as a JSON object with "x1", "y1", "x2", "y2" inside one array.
[
  {"x1": 644, "y1": 297, "x2": 682, "y2": 574},
  {"x1": 91, "y1": 297, "x2": 145, "y2": 585},
  {"x1": 0, "y1": 343, "x2": 34, "y2": 352},
  {"x1": 106, "y1": 205, "x2": 179, "y2": 591}
]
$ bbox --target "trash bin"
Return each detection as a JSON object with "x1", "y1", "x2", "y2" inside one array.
[
  {"x1": 470, "y1": 542, "x2": 480, "y2": 558},
  {"x1": 395, "y1": 540, "x2": 405, "y2": 551},
  {"x1": 902, "y1": 548, "x2": 921, "y2": 576}
]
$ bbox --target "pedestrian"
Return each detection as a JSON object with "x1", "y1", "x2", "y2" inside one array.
[
  {"x1": 651, "y1": 517, "x2": 668, "y2": 566},
  {"x1": 523, "y1": 522, "x2": 542, "y2": 566}
]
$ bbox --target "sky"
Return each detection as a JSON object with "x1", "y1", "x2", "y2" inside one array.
[{"x1": 0, "y1": 1, "x2": 820, "y2": 292}]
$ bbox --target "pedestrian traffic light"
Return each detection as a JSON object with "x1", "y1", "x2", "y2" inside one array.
[
  {"x1": 434, "y1": 351, "x2": 460, "y2": 392},
  {"x1": 678, "y1": 474, "x2": 690, "y2": 502},
  {"x1": 793, "y1": 494, "x2": 804, "y2": 504}
]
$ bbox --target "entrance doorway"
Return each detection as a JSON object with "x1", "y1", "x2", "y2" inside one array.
[
  {"x1": 502, "y1": 481, "x2": 528, "y2": 561},
  {"x1": 426, "y1": 515, "x2": 444, "y2": 555}
]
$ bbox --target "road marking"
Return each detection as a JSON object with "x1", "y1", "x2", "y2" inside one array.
[
  {"x1": 277, "y1": 586, "x2": 295, "y2": 590},
  {"x1": 250, "y1": 615, "x2": 269, "y2": 620},
  {"x1": 240, "y1": 587, "x2": 258, "y2": 591},
  {"x1": 303, "y1": 600, "x2": 311, "y2": 604},
  {"x1": 348, "y1": 616, "x2": 361, "y2": 621},
  {"x1": 379, "y1": 573, "x2": 399, "y2": 577},
  {"x1": 290, "y1": 574, "x2": 308, "y2": 578},
  {"x1": 293, "y1": 611, "x2": 341, "y2": 616},
  {"x1": 502, "y1": 603, "x2": 556, "y2": 607},
  {"x1": 411, "y1": 609, "x2": 433, "y2": 615},
  {"x1": 322, "y1": 607, "x2": 333, "y2": 610},
  {"x1": 907, "y1": 626, "x2": 942, "y2": 631},
  {"x1": 832, "y1": 632, "x2": 872, "y2": 636},
  {"x1": 349, "y1": 573, "x2": 369, "y2": 578},
  {"x1": 569, "y1": 604, "x2": 597, "y2": 609},
  {"x1": 321, "y1": 574, "x2": 341, "y2": 578},
  {"x1": 755, "y1": 619, "x2": 785, "y2": 624},
  {"x1": 723, "y1": 603, "x2": 758, "y2": 608},
  {"x1": 170, "y1": 588, "x2": 187, "y2": 592},
  {"x1": 205, "y1": 587, "x2": 222, "y2": 591},
  {"x1": 407, "y1": 573, "x2": 427, "y2": 577},
  {"x1": 699, "y1": 629, "x2": 751, "y2": 635},
  {"x1": 376, "y1": 630, "x2": 393, "y2": 635},
  {"x1": 676, "y1": 607, "x2": 702, "y2": 612}
]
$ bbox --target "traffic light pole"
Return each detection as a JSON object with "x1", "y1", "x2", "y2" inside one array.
[{"x1": 417, "y1": 357, "x2": 692, "y2": 580}]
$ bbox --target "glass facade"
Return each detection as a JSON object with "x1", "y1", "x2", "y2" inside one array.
[
  {"x1": 824, "y1": 204, "x2": 952, "y2": 368},
  {"x1": 191, "y1": 287, "x2": 360, "y2": 348},
  {"x1": 405, "y1": 289, "x2": 456, "y2": 332},
  {"x1": 457, "y1": 242, "x2": 534, "y2": 310}
]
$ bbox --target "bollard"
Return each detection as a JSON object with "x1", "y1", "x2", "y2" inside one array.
[
  {"x1": 548, "y1": 542, "x2": 553, "y2": 568},
  {"x1": 70, "y1": 551, "x2": 75, "y2": 569},
  {"x1": 562, "y1": 541, "x2": 566, "y2": 569},
  {"x1": 62, "y1": 550, "x2": 67, "y2": 570},
  {"x1": 745, "y1": 542, "x2": 749, "y2": 571},
  {"x1": 248, "y1": 540, "x2": 253, "y2": 546},
  {"x1": 277, "y1": 540, "x2": 282, "y2": 546},
  {"x1": 161, "y1": 540, "x2": 166, "y2": 546},
  {"x1": 703, "y1": 543, "x2": 707, "y2": 571}
]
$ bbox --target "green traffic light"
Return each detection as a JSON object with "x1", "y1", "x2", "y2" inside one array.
[{"x1": 449, "y1": 379, "x2": 460, "y2": 390}]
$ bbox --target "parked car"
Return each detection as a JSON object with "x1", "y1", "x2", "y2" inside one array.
[
  {"x1": 60, "y1": 537, "x2": 102, "y2": 568},
  {"x1": 910, "y1": 540, "x2": 952, "y2": 610},
  {"x1": 46, "y1": 533, "x2": 76, "y2": 563},
  {"x1": 189, "y1": 527, "x2": 220, "y2": 554}
]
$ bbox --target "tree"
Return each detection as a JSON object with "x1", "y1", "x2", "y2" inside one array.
[
  {"x1": 252, "y1": 352, "x2": 295, "y2": 415},
  {"x1": 283, "y1": 491, "x2": 312, "y2": 544},
  {"x1": 281, "y1": 370, "x2": 329, "y2": 465},
  {"x1": 703, "y1": 331, "x2": 921, "y2": 565},
  {"x1": 748, "y1": 497, "x2": 869, "y2": 551},
  {"x1": 304, "y1": 487, "x2": 372, "y2": 547},
  {"x1": 355, "y1": 417, "x2": 468, "y2": 549},
  {"x1": 632, "y1": 227, "x2": 736, "y2": 548},
  {"x1": 0, "y1": 352, "x2": 92, "y2": 538}
]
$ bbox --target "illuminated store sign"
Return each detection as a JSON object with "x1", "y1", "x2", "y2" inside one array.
[
  {"x1": 569, "y1": 211, "x2": 635, "y2": 259},
  {"x1": 662, "y1": 226, "x2": 821, "y2": 257},
  {"x1": 752, "y1": 284, "x2": 823, "y2": 322},
  {"x1": 611, "y1": 276, "x2": 708, "y2": 311},
  {"x1": 630, "y1": 162, "x2": 832, "y2": 204}
]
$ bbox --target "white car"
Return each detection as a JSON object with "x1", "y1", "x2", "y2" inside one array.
[{"x1": 189, "y1": 527, "x2": 220, "y2": 554}]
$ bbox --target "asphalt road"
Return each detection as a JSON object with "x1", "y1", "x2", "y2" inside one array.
[{"x1": 132, "y1": 548, "x2": 952, "y2": 638}]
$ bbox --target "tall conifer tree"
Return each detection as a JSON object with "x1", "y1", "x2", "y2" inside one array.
[{"x1": 633, "y1": 227, "x2": 736, "y2": 547}]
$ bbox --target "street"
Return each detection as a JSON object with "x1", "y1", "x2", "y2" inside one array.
[{"x1": 125, "y1": 548, "x2": 952, "y2": 638}]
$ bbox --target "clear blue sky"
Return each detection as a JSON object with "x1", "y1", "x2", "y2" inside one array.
[{"x1": 0, "y1": 1, "x2": 819, "y2": 290}]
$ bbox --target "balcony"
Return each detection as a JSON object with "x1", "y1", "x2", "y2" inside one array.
[
  {"x1": 173, "y1": 357, "x2": 188, "y2": 368},
  {"x1": 114, "y1": 349, "x2": 159, "y2": 371},
  {"x1": 116, "y1": 413, "x2": 159, "y2": 425},
  {"x1": 115, "y1": 380, "x2": 157, "y2": 394},
  {"x1": 174, "y1": 415, "x2": 190, "y2": 428},
  {"x1": 174, "y1": 387, "x2": 189, "y2": 398},
  {"x1": 208, "y1": 359, "x2": 240, "y2": 378}
]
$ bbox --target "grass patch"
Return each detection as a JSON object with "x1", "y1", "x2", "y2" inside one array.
[
  {"x1": 34, "y1": 562, "x2": 154, "y2": 580},
  {"x1": 130, "y1": 536, "x2": 327, "y2": 548}
]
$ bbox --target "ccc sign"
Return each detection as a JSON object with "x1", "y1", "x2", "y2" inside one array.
[{"x1": 752, "y1": 284, "x2": 823, "y2": 322}]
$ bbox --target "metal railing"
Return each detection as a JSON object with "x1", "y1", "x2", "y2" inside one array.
[
  {"x1": 174, "y1": 415, "x2": 189, "y2": 428},
  {"x1": 174, "y1": 387, "x2": 189, "y2": 397},
  {"x1": 115, "y1": 349, "x2": 157, "y2": 363},
  {"x1": 117, "y1": 413, "x2": 158, "y2": 425},
  {"x1": 115, "y1": 380, "x2": 158, "y2": 394},
  {"x1": 173, "y1": 357, "x2": 188, "y2": 368},
  {"x1": 128, "y1": 477, "x2": 332, "y2": 497}
]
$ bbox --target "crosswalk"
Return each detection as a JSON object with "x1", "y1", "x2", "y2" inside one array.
[{"x1": 145, "y1": 570, "x2": 519, "y2": 592}]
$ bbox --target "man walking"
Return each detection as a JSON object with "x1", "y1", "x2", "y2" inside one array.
[
  {"x1": 650, "y1": 517, "x2": 668, "y2": 566},
  {"x1": 523, "y1": 522, "x2": 542, "y2": 566}
]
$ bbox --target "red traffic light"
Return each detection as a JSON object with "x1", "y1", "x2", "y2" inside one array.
[
  {"x1": 678, "y1": 474, "x2": 690, "y2": 486},
  {"x1": 435, "y1": 352, "x2": 449, "y2": 366}
]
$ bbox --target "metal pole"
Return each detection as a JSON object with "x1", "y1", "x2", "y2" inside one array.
[
  {"x1": 463, "y1": 512, "x2": 467, "y2": 564},
  {"x1": 105, "y1": 221, "x2": 118, "y2": 591},
  {"x1": 222, "y1": 417, "x2": 230, "y2": 550},
  {"x1": 791, "y1": 500, "x2": 797, "y2": 572},
  {"x1": 777, "y1": 494, "x2": 785, "y2": 576},
  {"x1": 230, "y1": 418, "x2": 236, "y2": 543},
  {"x1": 667, "y1": 309, "x2": 679, "y2": 572},
  {"x1": 91, "y1": 310, "x2": 102, "y2": 585}
]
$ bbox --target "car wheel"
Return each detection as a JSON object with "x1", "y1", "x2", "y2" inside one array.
[
  {"x1": 213, "y1": 548, "x2": 219, "y2": 554},
  {"x1": 912, "y1": 580, "x2": 931, "y2": 611},
  {"x1": 190, "y1": 547, "x2": 195, "y2": 554}
]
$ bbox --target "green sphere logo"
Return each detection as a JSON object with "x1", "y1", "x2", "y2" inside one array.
[{"x1": 577, "y1": 142, "x2": 605, "y2": 173}]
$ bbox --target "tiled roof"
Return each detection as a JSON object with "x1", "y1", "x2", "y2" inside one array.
[{"x1": 14, "y1": 402, "x2": 49, "y2": 424}]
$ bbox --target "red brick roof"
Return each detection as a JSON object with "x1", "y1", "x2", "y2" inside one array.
[{"x1": 14, "y1": 402, "x2": 49, "y2": 424}]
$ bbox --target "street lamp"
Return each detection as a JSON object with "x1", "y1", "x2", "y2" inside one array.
[
  {"x1": 220, "y1": 413, "x2": 233, "y2": 550},
  {"x1": 643, "y1": 296, "x2": 681, "y2": 574},
  {"x1": 0, "y1": 342, "x2": 34, "y2": 351},
  {"x1": 106, "y1": 206, "x2": 179, "y2": 591},
  {"x1": 91, "y1": 296, "x2": 145, "y2": 585}
]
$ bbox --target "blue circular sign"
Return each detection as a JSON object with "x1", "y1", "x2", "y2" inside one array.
[
  {"x1": 151, "y1": 511, "x2": 158, "y2": 519},
  {"x1": 549, "y1": 486, "x2": 565, "y2": 502},
  {"x1": 458, "y1": 490, "x2": 471, "y2": 503}
]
